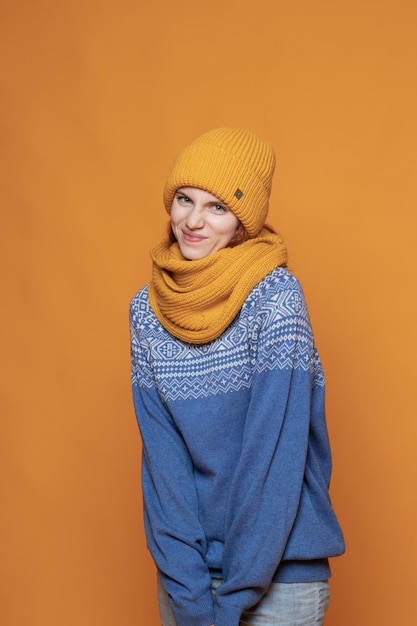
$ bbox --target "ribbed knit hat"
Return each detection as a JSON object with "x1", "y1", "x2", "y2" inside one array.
[{"x1": 163, "y1": 127, "x2": 276, "y2": 237}]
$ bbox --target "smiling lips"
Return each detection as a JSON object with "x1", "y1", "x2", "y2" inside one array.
[{"x1": 182, "y1": 231, "x2": 206, "y2": 243}]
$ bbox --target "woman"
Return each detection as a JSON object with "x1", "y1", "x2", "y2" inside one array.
[{"x1": 130, "y1": 128, "x2": 345, "y2": 626}]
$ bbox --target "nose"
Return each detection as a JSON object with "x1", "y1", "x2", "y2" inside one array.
[{"x1": 185, "y1": 205, "x2": 204, "y2": 229}]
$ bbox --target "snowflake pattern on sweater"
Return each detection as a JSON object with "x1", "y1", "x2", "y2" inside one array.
[{"x1": 130, "y1": 267, "x2": 324, "y2": 402}]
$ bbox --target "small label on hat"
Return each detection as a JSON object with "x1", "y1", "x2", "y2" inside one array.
[{"x1": 234, "y1": 188, "x2": 243, "y2": 200}]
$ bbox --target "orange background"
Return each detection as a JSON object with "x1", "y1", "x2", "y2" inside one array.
[{"x1": 1, "y1": 1, "x2": 416, "y2": 624}]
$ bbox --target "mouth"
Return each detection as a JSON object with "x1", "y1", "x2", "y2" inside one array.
[{"x1": 182, "y1": 231, "x2": 206, "y2": 243}]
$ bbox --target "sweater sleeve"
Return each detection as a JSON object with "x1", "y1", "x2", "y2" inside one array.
[
  {"x1": 213, "y1": 277, "x2": 325, "y2": 626},
  {"x1": 130, "y1": 299, "x2": 215, "y2": 626}
]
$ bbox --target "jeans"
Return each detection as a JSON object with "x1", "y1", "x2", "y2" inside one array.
[{"x1": 157, "y1": 575, "x2": 330, "y2": 626}]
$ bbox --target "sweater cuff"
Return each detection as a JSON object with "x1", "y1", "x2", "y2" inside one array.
[
  {"x1": 214, "y1": 603, "x2": 242, "y2": 626},
  {"x1": 171, "y1": 590, "x2": 215, "y2": 626}
]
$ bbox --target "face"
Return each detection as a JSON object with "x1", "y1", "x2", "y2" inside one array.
[{"x1": 170, "y1": 187, "x2": 240, "y2": 260}]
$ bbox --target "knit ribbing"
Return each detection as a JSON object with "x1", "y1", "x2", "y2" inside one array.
[
  {"x1": 163, "y1": 128, "x2": 275, "y2": 237},
  {"x1": 148, "y1": 228, "x2": 288, "y2": 344}
]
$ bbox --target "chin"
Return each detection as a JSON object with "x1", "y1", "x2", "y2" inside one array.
[
  {"x1": 178, "y1": 243, "x2": 209, "y2": 260},
  {"x1": 181, "y1": 251, "x2": 207, "y2": 261}
]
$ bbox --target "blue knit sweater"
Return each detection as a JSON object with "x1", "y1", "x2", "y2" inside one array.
[{"x1": 130, "y1": 267, "x2": 345, "y2": 626}]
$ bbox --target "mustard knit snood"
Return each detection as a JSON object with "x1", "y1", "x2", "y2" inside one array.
[{"x1": 148, "y1": 228, "x2": 288, "y2": 344}]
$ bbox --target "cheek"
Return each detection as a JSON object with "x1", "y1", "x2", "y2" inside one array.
[
  {"x1": 224, "y1": 217, "x2": 240, "y2": 238},
  {"x1": 170, "y1": 204, "x2": 183, "y2": 228},
  {"x1": 170, "y1": 203, "x2": 178, "y2": 221}
]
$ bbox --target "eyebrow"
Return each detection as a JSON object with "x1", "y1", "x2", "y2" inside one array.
[
  {"x1": 175, "y1": 188, "x2": 228, "y2": 208},
  {"x1": 209, "y1": 200, "x2": 227, "y2": 207}
]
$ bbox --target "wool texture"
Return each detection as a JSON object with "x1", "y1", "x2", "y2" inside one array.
[
  {"x1": 148, "y1": 228, "x2": 288, "y2": 344},
  {"x1": 130, "y1": 267, "x2": 345, "y2": 626},
  {"x1": 163, "y1": 127, "x2": 276, "y2": 237}
]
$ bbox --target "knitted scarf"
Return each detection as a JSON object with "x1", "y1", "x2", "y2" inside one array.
[{"x1": 148, "y1": 228, "x2": 288, "y2": 344}]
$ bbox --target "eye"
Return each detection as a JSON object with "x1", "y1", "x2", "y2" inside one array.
[
  {"x1": 211, "y1": 203, "x2": 228, "y2": 213},
  {"x1": 175, "y1": 193, "x2": 192, "y2": 204}
]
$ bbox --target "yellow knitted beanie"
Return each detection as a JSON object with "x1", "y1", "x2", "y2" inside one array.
[{"x1": 163, "y1": 128, "x2": 276, "y2": 237}]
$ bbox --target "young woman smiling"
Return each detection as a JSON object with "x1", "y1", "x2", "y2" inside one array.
[
  {"x1": 170, "y1": 187, "x2": 240, "y2": 260},
  {"x1": 130, "y1": 127, "x2": 345, "y2": 626}
]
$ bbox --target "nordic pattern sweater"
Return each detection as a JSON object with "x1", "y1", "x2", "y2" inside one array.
[{"x1": 130, "y1": 267, "x2": 345, "y2": 626}]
